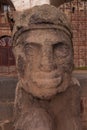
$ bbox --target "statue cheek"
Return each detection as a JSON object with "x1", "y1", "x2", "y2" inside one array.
[{"x1": 17, "y1": 55, "x2": 26, "y2": 77}]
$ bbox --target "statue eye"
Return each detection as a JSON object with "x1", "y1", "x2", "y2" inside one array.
[
  {"x1": 54, "y1": 42, "x2": 70, "y2": 58},
  {"x1": 23, "y1": 43, "x2": 33, "y2": 54},
  {"x1": 23, "y1": 42, "x2": 41, "y2": 55},
  {"x1": 24, "y1": 43, "x2": 30, "y2": 49}
]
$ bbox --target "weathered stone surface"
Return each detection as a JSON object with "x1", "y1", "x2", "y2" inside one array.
[
  {"x1": 13, "y1": 4, "x2": 73, "y2": 99},
  {"x1": 12, "y1": 4, "x2": 72, "y2": 38},
  {"x1": 12, "y1": 4, "x2": 82, "y2": 130}
]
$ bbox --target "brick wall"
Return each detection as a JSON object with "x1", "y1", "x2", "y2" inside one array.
[
  {"x1": 59, "y1": 0, "x2": 87, "y2": 68},
  {"x1": 0, "y1": 26, "x2": 11, "y2": 37}
]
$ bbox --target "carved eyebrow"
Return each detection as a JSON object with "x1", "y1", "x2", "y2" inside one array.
[
  {"x1": 24, "y1": 41, "x2": 41, "y2": 47},
  {"x1": 53, "y1": 40, "x2": 69, "y2": 46}
]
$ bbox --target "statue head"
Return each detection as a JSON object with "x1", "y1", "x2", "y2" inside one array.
[{"x1": 12, "y1": 5, "x2": 73, "y2": 99}]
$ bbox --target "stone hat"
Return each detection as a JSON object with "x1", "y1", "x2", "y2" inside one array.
[{"x1": 12, "y1": 4, "x2": 72, "y2": 46}]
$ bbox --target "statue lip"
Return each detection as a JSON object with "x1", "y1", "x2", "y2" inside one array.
[
  {"x1": 34, "y1": 77, "x2": 62, "y2": 88},
  {"x1": 32, "y1": 70, "x2": 62, "y2": 79},
  {"x1": 32, "y1": 71, "x2": 62, "y2": 88}
]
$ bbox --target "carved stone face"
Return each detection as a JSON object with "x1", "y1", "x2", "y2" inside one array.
[{"x1": 13, "y1": 28, "x2": 73, "y2": 99}]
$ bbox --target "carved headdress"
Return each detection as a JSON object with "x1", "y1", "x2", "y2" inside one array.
[{"x1": 12, "y1": 4, "x2": 72, "y2": 46}]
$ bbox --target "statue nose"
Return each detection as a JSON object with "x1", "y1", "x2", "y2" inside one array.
[{"x1": 40, "y1": 45, "x2": 57, "y2": 72}]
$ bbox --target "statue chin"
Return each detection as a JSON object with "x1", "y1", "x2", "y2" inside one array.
[{"x1": 20, "y1": 73, "x2": 71, "y2": 99}]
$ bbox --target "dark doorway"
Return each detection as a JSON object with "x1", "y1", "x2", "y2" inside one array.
[{"x1": 0, "y1": 36, "x2": 15, "y2": 66}]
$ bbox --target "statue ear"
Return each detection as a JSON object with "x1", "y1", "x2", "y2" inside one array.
[
  {"x1": 12, "y1": 11, "x2": 22, "y2": 21},
  {"x1": 7, "y1": 11, "x2": 22, "y2": 31}
]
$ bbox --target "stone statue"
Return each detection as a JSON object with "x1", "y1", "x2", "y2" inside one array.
[{"x1": 12, "y1": 5, "x2": 82, "y2": 130}]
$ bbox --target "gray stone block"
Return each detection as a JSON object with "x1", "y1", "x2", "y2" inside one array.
[
  {"x1": 0, "y1": 77, "x2": 18, "y2": 101},
  {"x1": 0, "y1": 102, "x2": 14, "y2": 121}
]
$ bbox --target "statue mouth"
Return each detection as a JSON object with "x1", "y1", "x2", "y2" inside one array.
[{"x1": 32, "y1": 71, "x2": 62, "y2": 88}]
